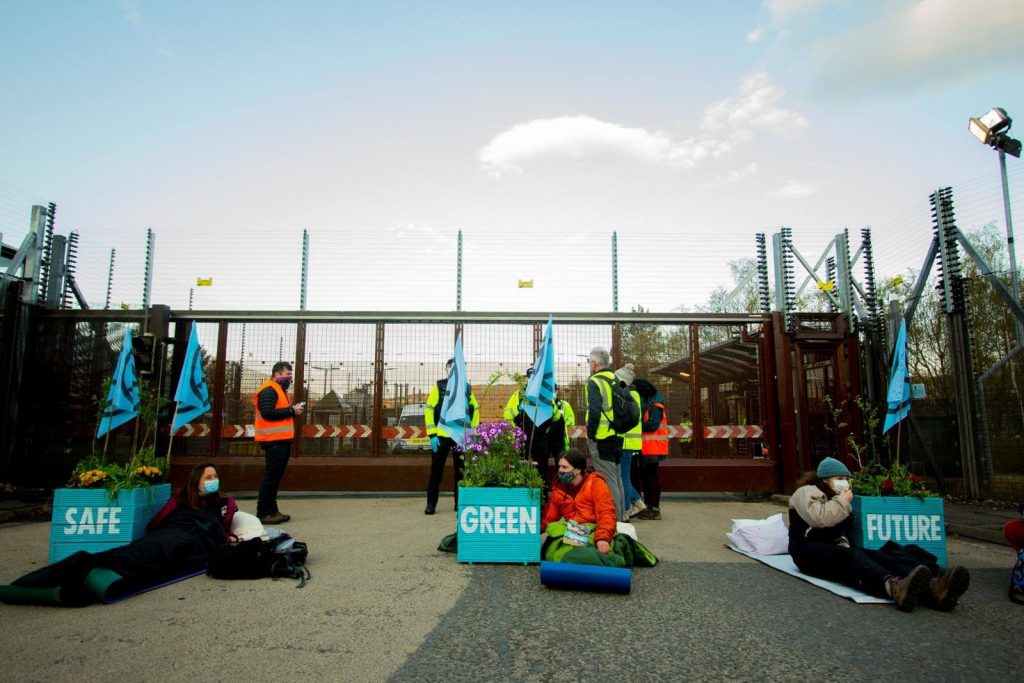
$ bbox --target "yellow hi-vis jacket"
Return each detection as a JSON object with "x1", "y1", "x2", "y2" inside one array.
[
  {"x1": 621, "y1": 388, "x2": 642, "y2": 451},
  {"x1": 585, "y1": 369, "x2": 617, "y2": 440},
  {"x1": 425, "y1": 380, "x2": 480, "y2": 438}
]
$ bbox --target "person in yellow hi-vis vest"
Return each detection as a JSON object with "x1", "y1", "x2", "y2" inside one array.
[
  {"x1": 547, "y1": 384, "x2": 575, "y2": 458},
  {"x1": 585, "y1": 347, "x2": 625, "y2": 522},
  {"x1": 424, "y1": 358, "x2": 480, "y2": 515},
  {"x1": 502, "y1": 367, "x2": 553, "y2": 484},
  {"x1": 614, "y1": 365, "x2": 645, "y2": 522}
]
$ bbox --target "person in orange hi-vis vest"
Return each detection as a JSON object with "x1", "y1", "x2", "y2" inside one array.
[
  {"x1": 633, "y1": 378, "x2": 667, "y2": 521},
  {"x1": 253, "y1": 361, "x2": 304, "y2": 524}
]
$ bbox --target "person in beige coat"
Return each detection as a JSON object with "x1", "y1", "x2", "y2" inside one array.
[{"x1": 788, "y1": 457, "x2": 969, "y2": 612}]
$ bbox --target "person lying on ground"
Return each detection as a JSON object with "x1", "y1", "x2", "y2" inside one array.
[
  {"x1": 789, "y1": 456, "x2": 969, "y2": 612},
  {"x1": 0, "y1": 462, "x2": 237, "y2": 607}
]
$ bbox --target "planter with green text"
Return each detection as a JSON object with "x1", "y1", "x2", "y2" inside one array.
[
  {"x1": 457, "y1": 487, "x2": 541, "y2": 564},
  {"x1": 851, "y1": 495, "x2": 946, "y2": 567},
  {"x1": 48, "y1": 484, "x2": 172, "y2": 563}
]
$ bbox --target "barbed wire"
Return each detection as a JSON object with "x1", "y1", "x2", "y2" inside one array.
[{"x1": 2, "y1": 164, "x2": 1022, "y2": 312}]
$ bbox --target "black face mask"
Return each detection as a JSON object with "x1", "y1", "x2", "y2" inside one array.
[{"x1": 275, "y1": 377, "x2": 292, "y2": 391}]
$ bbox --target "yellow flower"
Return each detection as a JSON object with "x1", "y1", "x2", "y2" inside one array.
[
  {"x1": 133, "y1": 466, "x2": 162, "y2": 478},
  {"x1": 78, "y1": 469, "x2": 109, "y2": 487}
]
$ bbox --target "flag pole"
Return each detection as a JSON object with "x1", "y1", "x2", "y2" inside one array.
[
  {"x1": 166, "y1": 402, "x2": 179, "y2": 463},
  {"x1": 895, "y1": 419, "x2": 902, "y2": 464}
]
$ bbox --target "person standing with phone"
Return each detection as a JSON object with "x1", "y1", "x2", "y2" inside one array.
[{"x1": 254, "y1": 361, "x2": 304, "y2": 524}]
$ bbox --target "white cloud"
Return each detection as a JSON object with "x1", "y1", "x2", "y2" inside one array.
[
  {"x1": 769, "y1": 179, "x2": 820, "y2": 198},
  {"x1": 700, "y1": 70, "x2": 807, "y2": 134},
  {"x1": 815, "y1": 0, "x2": 1024, "y2": 93},
  {"x1": 478, "y1": 116, "x2": 703, "y2": 174},
  {"x1": 118, "y1": 0, "x2": 144, "y2": 25},
  {"x1": 479, "y1": 71, "x2": 805, "y2": 174},
  {"x1": 749, "y1": 0, "x2": 825, "y2": 42}
]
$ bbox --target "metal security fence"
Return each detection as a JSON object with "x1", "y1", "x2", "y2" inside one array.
[
  {"x1": 1, "y1": 305, "x2": 783, "y2": 488},
  {"x1": 174, "y1": 312, "x2": 772, "y2": 461}
]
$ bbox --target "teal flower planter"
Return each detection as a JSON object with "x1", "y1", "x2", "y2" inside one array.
[
  {"x1": 49, "y1": 484, "x2": 172, "y2": 563},
  {"x1": 457, "y1": 487, "x2": 541, "y2": 564},
  {"x1": 851, "y1": 494, "x2": 946, "y2": 567}
]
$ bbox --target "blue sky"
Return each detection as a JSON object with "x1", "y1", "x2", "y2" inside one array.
[{"x1": 2, "y1": 1, "x2": 1023, "y2": 311}]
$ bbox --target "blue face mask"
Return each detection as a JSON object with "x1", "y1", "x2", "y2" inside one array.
[
  {"x1": 557, "y1": 470, "x2": 577, "y2": 485},
  {"x1": 202, "y1": 479, "x2": 220, "y2": 495}
]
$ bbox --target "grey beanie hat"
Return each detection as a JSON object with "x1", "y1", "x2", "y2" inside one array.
[
  {"x1": 614, "y1": 363, "x2": 635, "y2": 386},
  {"x1": 816, "y1": 456, "x2": 851, "y2": 479}
]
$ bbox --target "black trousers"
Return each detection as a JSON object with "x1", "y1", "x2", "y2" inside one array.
[
  {"x1": 791, "y1": 541, "x2": 939, "y2": 598},
  {"x1": 524, "y1": 421, "x2": 551, "y2": 486},
  {"x1": 257, "y1": 441, "x2": 292, "y2": 518},
  {"x1": 426, "y1": 436, "x2": 463, "y2": 509},
  {"x1": 639, "y1": 459, "x2": 661, "y2": 508}
]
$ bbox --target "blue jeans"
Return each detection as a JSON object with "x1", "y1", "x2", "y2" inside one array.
[{"x1": 620, "y1": 449, "x2": 641, "y2": 506}]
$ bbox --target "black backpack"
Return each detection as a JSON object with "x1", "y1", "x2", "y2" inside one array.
[
  {"x1": 208, "y1": 535, "x2": 311, "y2": 587},
  {"x1": 593, "y1": 375, "x2": 640, "y2": 435}
]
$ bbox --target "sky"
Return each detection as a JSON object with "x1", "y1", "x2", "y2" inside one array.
[{"x1": 1, "y1": 0, "x2": 1023, "y2": 313}]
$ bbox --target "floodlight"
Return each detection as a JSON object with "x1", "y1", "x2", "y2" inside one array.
[
  {"x1": 968, "y1": 107, "x2": 1013, "y2": 145},
  {"x1": 969, "y1": 106, "x2": 1022, "y2": 346}
]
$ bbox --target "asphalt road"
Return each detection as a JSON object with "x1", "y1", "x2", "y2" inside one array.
[{"x1": 0, "y1": 496, "x2": 1020, "y2": 682}]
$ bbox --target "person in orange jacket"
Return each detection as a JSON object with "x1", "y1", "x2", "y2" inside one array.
[{"x1": 541, "y1": 450, "x2": 617, "y2": 554}]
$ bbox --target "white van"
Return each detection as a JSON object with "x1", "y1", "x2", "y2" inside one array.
[{"x1": 393, "y1": 403, "x2": 430, "y2": 454}]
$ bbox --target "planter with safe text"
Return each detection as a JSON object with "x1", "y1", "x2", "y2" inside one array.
[{"x1": 48, "y1": 484, "x2": 171, "y2": 563}]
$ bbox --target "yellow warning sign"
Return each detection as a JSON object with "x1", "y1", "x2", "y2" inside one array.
[
  {"x1": 518, "y1": 279, "x2": 534, "y2": 289},
  {"x1": 817, "y1": 280, "x2": 835, "y2": 292},
  {"x1": 196, "y1": 277, "x2": 213, "y2": 287}
]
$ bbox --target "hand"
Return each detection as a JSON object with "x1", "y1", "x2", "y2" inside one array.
[
  {"x1": 840, "y1": 489, "x2": 853, "y2": 503},
  {"x1": 596, "y1": 540, "x2": 611, "y2": 554},
  {"x1": 430, "y1": 436, "x2": 439, "y2": 453},
  {"x1": 293, "y1": 402, "x2": 305, "y2": 416}
]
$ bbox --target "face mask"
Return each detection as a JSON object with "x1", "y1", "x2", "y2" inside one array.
[
  {"x1": 275, "y1": 376, "x2": 292, "y2": 391},
  {"x1": 557, "y1": 470, "x2": 577, "y2": 485},
  {"x1": 202, "y1": 479, "x2": 220, "y2": 495},
  {"x1": 831, "y1": 479, "x2": 850, "y2": 494}
]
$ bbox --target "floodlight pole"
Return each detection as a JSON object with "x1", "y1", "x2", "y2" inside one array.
[{"x1": 997, "y1": 146, "x2": 1023, "y2": 347}]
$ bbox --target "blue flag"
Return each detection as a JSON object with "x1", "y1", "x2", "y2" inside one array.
[
  {"x1": 172, "y1": 325, "x2": 212, "y2": 432},
  {"x1": 524, "y1": 316, "x2": 556, "y2": 426},
  {"x1": 96, "y1": 328, "x2": 141, "y2": 438},
  {"x1": 883, "y1": 319, "x2": 911, "y2": 433},
  {"x1": 439, "y1": 334, "x2": 471, "y2": 445}
]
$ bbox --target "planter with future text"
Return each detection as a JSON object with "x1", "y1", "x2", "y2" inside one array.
[{"x1": 851, "y1": 494, "x2": 947, "y2": 567}]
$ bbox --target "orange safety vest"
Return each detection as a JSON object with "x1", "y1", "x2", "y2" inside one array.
[
  {"x1": 253, "y1": 379, "x2": 295, "y2": 442},
  {"x1": 641, "y1": 401, "x2": 668, "y2": 456}
]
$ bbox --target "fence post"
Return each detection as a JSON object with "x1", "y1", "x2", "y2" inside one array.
[
  {"x1": 210, "y1": 321, "x2": 228, "y2": 458},
  {"x1": 373, "y1": 322, "x2": 385, "y2": 457},
  {"x1": 689, "y1": 323, "x2": 703, "y2": 457},
  {"x1": 294, "y1": 322, "x2": 307, "y2": 455}
]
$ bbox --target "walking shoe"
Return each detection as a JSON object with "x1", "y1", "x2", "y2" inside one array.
[
  {"x1": 885, "y1": 565, "x2": 932, "y2": 612},
  {"x1": 628, "y1": 500, "x2": 647, "y2": 519},
  {"x1": 424, "y1": 505, "x2": 436, "y2": 515},
  {"x1": 259, "y1": 512, "x2": 291, "y2": 525},
  {"x1": 928, "y1": 565, "x2": 970, "y2": 611},
  {"x1": 636, "y1": 507, "x2": 661, "y2": 520}
]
